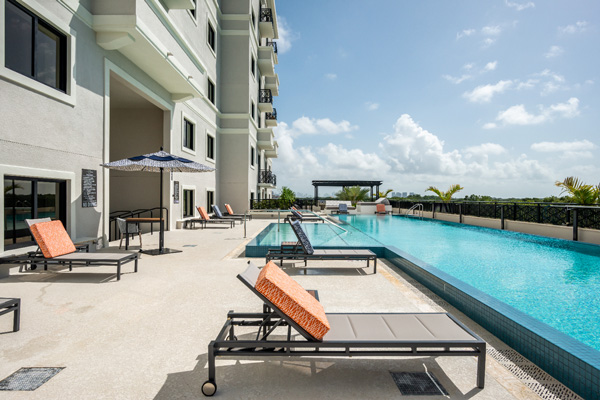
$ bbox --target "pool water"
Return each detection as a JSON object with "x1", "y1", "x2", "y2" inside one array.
[{"x1": 335, "y1": 214, "x2": 600, "y2": 352}]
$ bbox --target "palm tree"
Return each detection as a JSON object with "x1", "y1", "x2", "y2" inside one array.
[
  {"x1": 555, "y1": 177, "x2": 599, "y2": 205},
  {"x1": 425, "y1": 184, "x2": 464, "y2": 202},
  {"x1": 378, "y1": 189, "x2": 393, "y2": 198},
  {"x1": 278, "y1": 186, "x2": 296, "y2": 209},
  {"x1": 336, "y1": 186, "x2": 370, "y2": 206}
]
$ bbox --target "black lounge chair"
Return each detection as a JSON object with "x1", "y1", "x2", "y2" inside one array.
[
  {"x1": 266, "y1": 220, "x2": 378, "y2": 273},
  {"x1": 284, "y1": 209, "x2": 325, "y2": 223},
  {"x1": 0, "y1": 298, "x2": 20, "y2": 332},
  {"x1": 201, "y1": 262, "x2": 486, "y2": 396},
  {"x1": 212, "y1": 205, "x2": 244, "y2": 224},
  {"x1": 224, "y1": 204, "x2": 252, "y2": 220},
  {"x1": 185, "y1": 207, "x2": 235, "y2": 229}
]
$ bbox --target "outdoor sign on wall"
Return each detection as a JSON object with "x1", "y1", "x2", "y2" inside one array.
[
  {"x1": 82, "y1": 169, "x2": 97, "y2": 207},
  {"x1": 173, "y1": 181, "x2": 180, "y2": 204}
]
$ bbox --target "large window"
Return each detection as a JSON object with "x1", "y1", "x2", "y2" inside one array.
[
  {"x1": 206, "y1": 133, "x2": 215, "y2": 160},
  {"x1": 207, "y1": 22, "x2": 216, "y2": 52},
  {"x1": 207, "y1": 79, "x2": 215, "y2": 105},
  {"x1": 183, "y1": 118, "x2": 195, "y2": 151},
  {"x1": 183, "y1": 189, "x2": 194, "y2": 218},
  {"x1": 251, "y1": 55, "x2": 256, "y2": 77},
  {"x1": 206, "y1": 190, "x2": 214, "y2": 210},
  {"x1": 5, "y1": 0, "x2": 67, "y2": 92},
  {"x1": 251, "y1": 101, "x2": 255, "y2": 121},
  {"x1": 250, "y1": 146, "x2": 255, "y2": 167}
]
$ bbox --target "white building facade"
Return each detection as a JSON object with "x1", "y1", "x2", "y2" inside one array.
[{"x1": 0, "y1": 0, "x2": 279, "y2": 252}]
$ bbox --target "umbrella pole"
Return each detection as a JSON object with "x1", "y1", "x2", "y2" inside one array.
[{"x1": 159, "y1": 167, "x2": 164, "y2": 253}]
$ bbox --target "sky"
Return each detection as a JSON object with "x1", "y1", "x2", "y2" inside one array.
[{"x1": 270, "y1": 0, "x2": 600, "y2": 198}]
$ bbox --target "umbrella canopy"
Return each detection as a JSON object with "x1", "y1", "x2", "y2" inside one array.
[
  {"x1": 101, "y1": 149, "x2": 215, "y2": 255},
  {"x1": 102, "y1": 150, "x2": 215, "y2": 173}
]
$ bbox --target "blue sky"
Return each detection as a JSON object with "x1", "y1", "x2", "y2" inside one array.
[{"x1": 271, "y1": 0, "x2": 599, "y2": 198}]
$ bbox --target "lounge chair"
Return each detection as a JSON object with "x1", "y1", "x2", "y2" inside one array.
[
  {"x1": 224, "y1": 204, "x2": 252, "y2": 220},
  {"x1": 284, "y1": 209, "x2": 325, "y2": 223},
  {"x1": 211, "y1": 205, "x2": 243, "y2": 224},
  {"x1": 266, "y1": 220, "x2": 378, "y2": 273},
  {"x1": 0, "y1": 220, "x2": 138, "y2": 281},
  {"x1": 337, "y1": 203, "x2": 349, "y2": 214},
  {"x1": 201, "y1": 261, "x2": 486, "y2": 396},
  {"x1": 186, "y1": 207, "x2": 234, "y2": 229},
  {"x1": 375, "y1": 203, "x2": 389, "y2": 215}
]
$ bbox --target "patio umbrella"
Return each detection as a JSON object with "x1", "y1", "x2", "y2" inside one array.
[{"x1": 101, "y1": 148, "x2": 215, "y2": 255}]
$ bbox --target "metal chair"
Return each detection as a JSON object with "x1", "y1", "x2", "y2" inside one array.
[{"x1": 117, "y1": 218, "x2": 142, "y2": 249}]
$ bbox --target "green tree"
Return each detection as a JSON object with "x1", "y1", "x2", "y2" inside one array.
[
  {"x1": 278, "y1": 186, "x2": 296, "y2": 209},
  {"x1": 378, "y1": 189, "x2": 393, "y2": 198},
  {"x1": 336, "y1": 186, "x2": 370, "y2": 206},
  {"x1": 425, "y1": 184, "x2": 464, "y2": 202},
  {"x1": 555, "y1": 177, "x2": 599, "y2": 205}
]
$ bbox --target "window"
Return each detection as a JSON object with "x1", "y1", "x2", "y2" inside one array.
[
  {"x1": 183, "y1": 118, "x2": 195, "y2": 151},
  {"x1": 258, "y1": 154, "x2": 262, "y2": 170},
  {"x1": 207, "y1": 22, "x2": 216, "y2": 52},
  {"x1": 190, "y1": 0, "x2": 196, "y2": 18},
  {"x1": 250, "y1": 146, "x2": 255, "y2": 167},
  {"x1": 183, "y1": 189, "x2": 194, "y2": 218},
  {"x1": 251, "y1": 10, "x2": 256, "y2": 28},
  {"x1": 251, "y1": 56, "x2": 255, "y2": 77},
  {"x1": 206, "y1": 133, "x2": 215, "y2": 160},
  {"x1": 207, "y1": 79, "x2": 215, "y2": 105},
  {"x1": 250, "y1": 102, "x2": 255, "y2": 120},
  {"x1": 5, "y1": 0, "x2": 67, "y2": 92},
  {"x1": 206, "y1": 190, "x2": 214, "y2": 210}
]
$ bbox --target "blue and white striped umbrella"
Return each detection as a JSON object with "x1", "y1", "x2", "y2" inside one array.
[{"x1": 101, "y1": 150, "x2": 215, "y2": 173}]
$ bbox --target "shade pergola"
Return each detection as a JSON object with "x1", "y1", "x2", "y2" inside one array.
[{"x1": 312, "y1": 180, "x2": 383, "y2": 204}]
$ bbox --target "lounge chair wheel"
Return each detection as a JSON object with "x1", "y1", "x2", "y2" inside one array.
[{"x1": 202, "y1": 380, "x2": 217, "y2": 396}]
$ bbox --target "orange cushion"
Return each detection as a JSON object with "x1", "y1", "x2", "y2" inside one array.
[
  {"x1": 376, "y1": 204, "x2": 386, "y2": 212},
  {"x1": 225, "y1": 204, "x2": 234, "y2": 215},
  {"x1": 29, "y1": 220, "x2": 76, "y2": 258},
  {"x1": 255, "y1": 261, "x2": 330, "y2": 340},
  {"x1": 197, "y1": 206, "x2": 210, "y2": 220}
]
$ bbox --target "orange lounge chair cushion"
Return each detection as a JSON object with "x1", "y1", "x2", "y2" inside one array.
[
  {"x1": 29, "y1": 220, "x2": 76, "y2": 258},
  {"x1": 225, "y1": 204, "x2": 234, "y2": 215},
  {"x1": 255, "y1": 261, "x2": 330, "y2": 340},
  {"x1": 197, "y1": 206, "x2": 210, "y2": 220},
  {"x1": 376, "y1": 204, "x2": 386, "y2": 213}
]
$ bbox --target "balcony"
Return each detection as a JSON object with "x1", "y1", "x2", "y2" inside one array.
[
  {"x1": 265, "y1": 108, "x2": 277, "y2": 127},
  {"x1": 258, "y1": 89, "x2": 273, "y2": 113},
  {"x1": 258, "y1": 45, "x2": 276, "y2": 77},
  {"x1": 258, "y1": 170, "x2": 277, "y2": 188},
  {"x1": 265, "y1": 140, "x2": 278, "y2": 159},
  {"x1": 265, "y1": 74, "x2": 279, "y2": 96},
  {"x1": 257, "y1": 128, "x2": 274, "y2": 151},
  {"x1": 162, "y1": 0, "x2": 194, "y2": 9},
  {"x1": 259, "y1": 8, "x2": 275, "y2": 39}
]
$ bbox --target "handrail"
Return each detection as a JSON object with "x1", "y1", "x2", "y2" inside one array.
[
  {"x1": 405, "y1": 203, "x2": 424, "y2": 219},
  {"x1": 109, "y1": 207, "x2": 168, "y2": 241}
]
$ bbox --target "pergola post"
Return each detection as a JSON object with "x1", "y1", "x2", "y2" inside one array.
[{"x1": 314, "y1": 186, "x2": 318, "y2": 207}]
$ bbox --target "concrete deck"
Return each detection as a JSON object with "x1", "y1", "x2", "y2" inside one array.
[{"x1": 0, "y1": 220, "x2": 577, "y2": 399}]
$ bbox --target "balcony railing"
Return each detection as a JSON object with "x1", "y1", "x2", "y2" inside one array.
[
  {"x1": 259, "y1": 89, "x2": 273, "y2": 104},
  {"x1": 260, "y1": 8, "x2": 273, "y2": 23},
  {"x1": 265, "y1": 108, "x2": 277, "y2": 121},
  {"x1": 266, "y1": 39, "x2": 278, "y2": 54},
  {"x1": 259, "y1": 170, "x2": 276, "y2": 186}
]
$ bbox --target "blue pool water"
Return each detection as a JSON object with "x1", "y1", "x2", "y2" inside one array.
[{"x1": 336, "y1": 214, "x2": 600, "y2": 352}]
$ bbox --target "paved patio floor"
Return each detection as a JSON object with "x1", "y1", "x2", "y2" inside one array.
[{"x1": 0, "y1": 220, "x2": 577, "y2": 399}]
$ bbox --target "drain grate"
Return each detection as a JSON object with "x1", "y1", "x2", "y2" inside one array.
[
  {"x1": 390, "y1": 371, "x2": 448, "y2": 396},
  {"x1": 0, "y1": 367, "x2": 64, "y2": 391},
  {"x1": 182, "y1": 245, "x2": 197, "y2": 247}
]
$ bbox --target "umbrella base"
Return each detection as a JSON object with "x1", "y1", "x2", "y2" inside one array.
[{"x1": 140, "y1": 248, "x2": 182, "y2": 256}]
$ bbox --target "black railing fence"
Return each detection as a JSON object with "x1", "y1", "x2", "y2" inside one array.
[
  {"x1": 266, "y1": 39, "x2": 277, "y2": 53},
  {"x1": 250, "y1": 198, "x2": 314, "y2": 210},
  {"x1": 260, "y1": 8, "x2": 273, "y2": 22},
  {"x1": 108, "y1": 207, "x2": 168, "y2": 241},
  {"x1": 390, "y1": 200, "x2": 600, "y2": 230},
  {"x1": 259, "y1": 170, "x2": 276, "y2": 186},
  {"x1": 259, "y1": 89, "x2": 273, "y2": 104},
  {"x1": 265, "y1": 108, "x2": 277, "y2": 121}
]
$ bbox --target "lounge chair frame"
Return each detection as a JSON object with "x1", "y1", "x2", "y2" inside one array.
[
  {"x1": 0, "y1": 297, "x2": 20, "y2": 332},
  {"x1": 284, "y1": 209, "x2": 325, "y2": 223},
  {"x1": 201, "y1": 263, "x2": 486, "y2": 396},
  {"x1": 266, "y1": 220, "x2": 378, "y2": 273},
  {"x1": 211, "y1": 205, "x2": 244, "y2": 224}
]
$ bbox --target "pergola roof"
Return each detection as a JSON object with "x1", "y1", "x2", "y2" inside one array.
[{"x1": 312, "y1": 180, "x2": 383, "y2": 187}]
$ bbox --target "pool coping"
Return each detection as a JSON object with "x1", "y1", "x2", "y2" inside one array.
[{"x1": 246, "y1": 221, "x2": 600, "y2": 399}]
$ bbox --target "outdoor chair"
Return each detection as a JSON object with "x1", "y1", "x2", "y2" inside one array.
[
  {"x1": 211, "y1": 205, "x2": 243, "y2": 224},
  {"x1": 337, "y1": 203, "x2": 349, "y2": 214},
  {"x1": 117, "y1": 218, "x2": 142, "y2": 249},
  {"x1": 187, "y1": 207, "x2": 234, "y2": 229},
  {"x1": 284, "y1": 209, "x2": 325, "y2": 223},
  {"x1": 0, "y1": 220, "x2": 138, "y2": 281},
  {"x1": 266, "y1": 220, "x2": 378, "y2": 273},
  {"x1": 224, "y1": 204, "x2": 252, "y2": 220},
  {"x1": 0, "y1": 297, "x2": 20, "y2": 332},
  {"x1": 375, "y1": 203, "x2": 390, "y2": 215},
  {"x1": 201, "y1": 261, "x2": 486, "y2": 396}
]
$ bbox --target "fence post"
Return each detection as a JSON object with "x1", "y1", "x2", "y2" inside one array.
[
  {"x1": 513, "y1": 203, "x2": 517, "y2": 220},
  {"x1": 501, "y1": 205, "x2": 505, "y2": 230},
  {"x1": 494, "y1": 202, "x2": 497, "y2": 219},
  {"x1": 573, "y1": 209, "x2": 578, "y2": 241},
  {"x1": 478, "y1": 202, "x2": 481, "y2": 217},
  {"x1": 537, "y1": 203, "x2": 541, "y2": 223},
  {"x1": 432, "y1": 202, "x2": 436, "y2": 219},
  {"x1": 459, "y1": 204, "x2": 462, "y2": 223}
]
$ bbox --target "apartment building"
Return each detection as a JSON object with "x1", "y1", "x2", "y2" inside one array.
[{"x1": 0, "y1": 0, "x2": 279, "y2": 252}]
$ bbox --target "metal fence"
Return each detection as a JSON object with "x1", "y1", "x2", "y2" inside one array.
[
  {"x1": 389, "y1": 200, "x2": 600, "y2": 230},
  {"x1": 250, "y1": 198, "x2": 314, "y2": 210}
]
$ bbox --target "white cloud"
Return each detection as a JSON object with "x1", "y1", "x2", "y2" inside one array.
[
  {"x1": 463, "y1": 80, "x2": 512, "y2": 103},
  {"x1": 319, "y1": 144, "x2": 390, "y2": 173},
  {"x1": 481, "y1": 25, "x2": 502, "y2": 36},
  {"x1": 559, "y1": 21, "x2": 588, "y2": 35},
  {"x1": 482, "y1": 37, "x2": 496, "y2": 48},
  {"x1": 275, "y1": 16, "x2": 297, "y2": 54},
  {"x1": 483, "y1": 122, "x2": 498, "y2": 129},
  {"x1": 325, "y1": 73, "x2": 337, "y2": 80},
  {"x1": 492, "y1": 97, "x2": 580, "y2": 126},
  {"x1": 484, "y1": 61, "x2": 498, "y2": 71},
  {"x1": 457, "y1": 29, "x2": 476, "y2": 39},
  {"x1": 464, "y1": 143, "x2": 507, "y2": 155},
  {"x1": 505, "y1": 0, "x2": 535, "y2": 11},
  {"x1": 290, "y1": 116, "x2": 359, "y2": 136},
  {"x1": 531, "y1": 139, "x2": 595, "y2": 159},
  {"x1": 443, "y1": 74, "x2": 471, "y2": 84},
  {"x1": 365, "y1": 102, "x2": 379, "y2": 111},
  {"x1": 545, "y1": 45, "x2": 564, "y2": 58}
]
